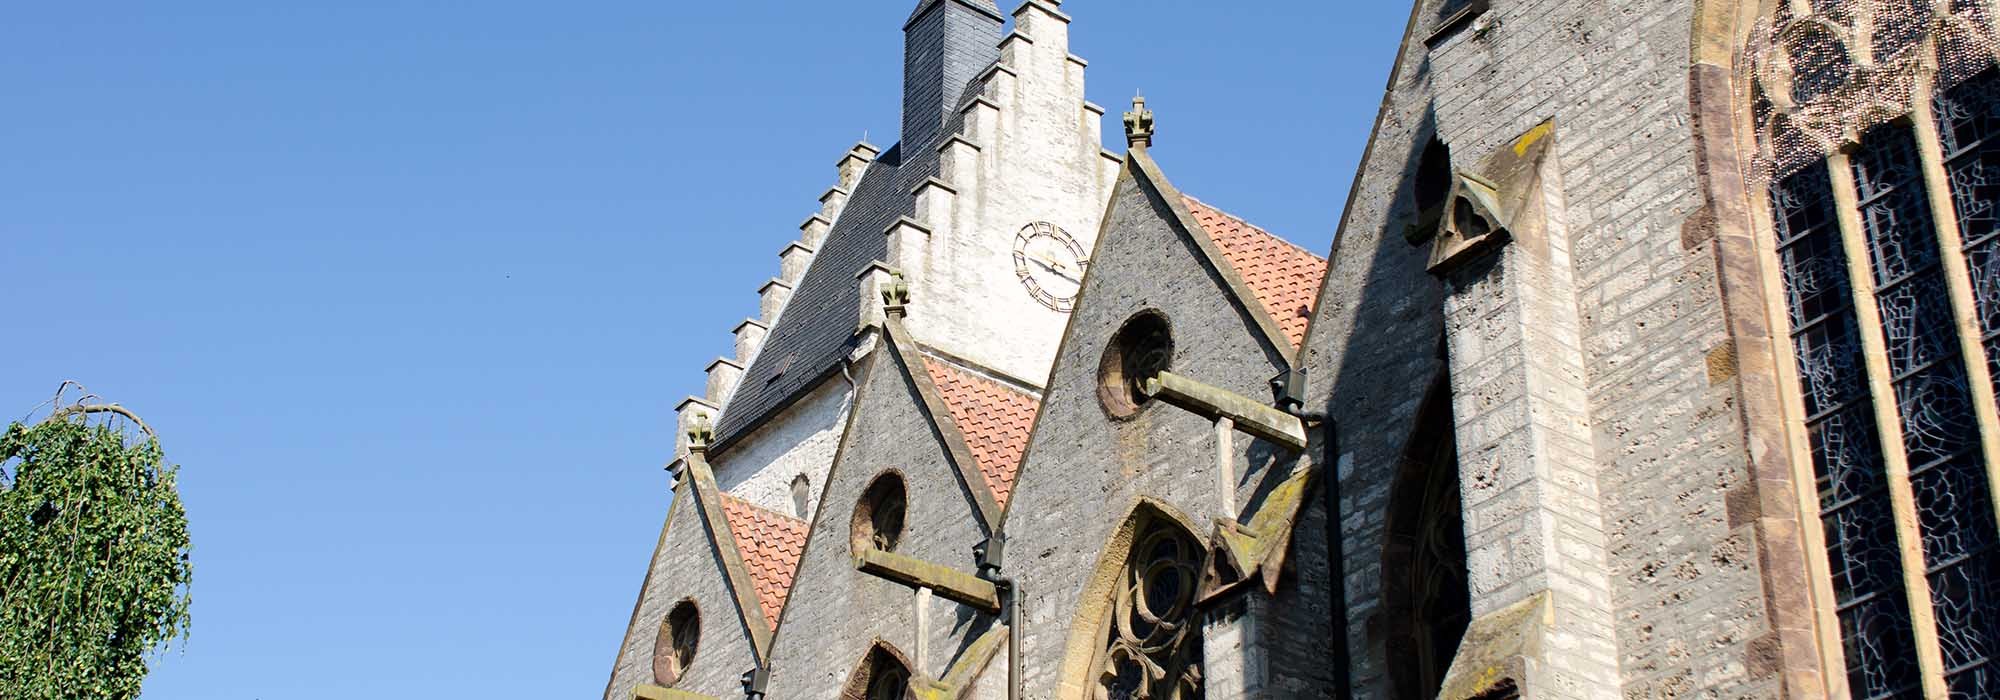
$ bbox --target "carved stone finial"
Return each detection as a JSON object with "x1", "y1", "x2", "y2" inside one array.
[
  {"x1": 881, "y1": 271, "x2": 912, "y2": 316},
  {"x1": 686, "y1": 414, "x2": 714, "y2": 454},
  {"x1": 1123, "y1": 94, "x2": 1154, "y2": 149}
]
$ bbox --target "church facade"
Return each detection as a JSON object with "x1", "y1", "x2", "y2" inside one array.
[{"x1": 606, "y1": 1, "x2": 2000, "y2": 698}]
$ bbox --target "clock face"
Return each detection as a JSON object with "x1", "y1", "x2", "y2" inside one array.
[{"x1": 1012, "y1": 221, "x2": 1087, "y2": 312}]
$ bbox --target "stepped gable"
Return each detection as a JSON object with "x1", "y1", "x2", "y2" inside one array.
[
  {"x1": 715, "y1": 144, "x2": 904, "y2": 445},
  {"x1": 920, "y1": 356, "x2": 1038, "y2": 508},
  {"x1": 718, "y1": 493, "x2": 808, "y2": 629},
  {"x1": 715, "y1": 2, "x2": 1003, "y2": 446},
  {"x1": 1182, "y1": 195, "x2": 1328, "y2": 349}
]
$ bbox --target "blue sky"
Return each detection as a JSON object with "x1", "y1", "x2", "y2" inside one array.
[{"x1": 0, "y1": 2, "x2": 1408, "y2": 697}]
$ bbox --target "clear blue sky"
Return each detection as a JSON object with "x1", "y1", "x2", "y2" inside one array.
[{"x1": 0, "y1": 2, "x2": 1408, "y2": 697}]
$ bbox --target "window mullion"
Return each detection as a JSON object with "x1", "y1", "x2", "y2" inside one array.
[
  {"x1": 1826, "y1": 149, "x2": 1953, "y2": 700},
  {"x1": 1910, "y1": 87, "x2": 2000, "y2": 535},
  {"x1": 1748, "y1": 182, "x2": 1857, "y2": 698}
]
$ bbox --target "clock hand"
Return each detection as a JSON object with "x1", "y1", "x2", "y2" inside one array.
[{"x1": 1030, "y1": 257, "x2": 1080, "y2": 283}]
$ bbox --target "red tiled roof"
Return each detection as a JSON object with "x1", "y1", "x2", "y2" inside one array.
[
  {"x1": 1182, "y1": 196, "x2": 1328, "y2": 349},
  {"x1": 921, "y1": 357, "x2": 1040, "y2": 508},
  {"x1": 718, "y1": 493, "x2": 808, "y2": 629}
]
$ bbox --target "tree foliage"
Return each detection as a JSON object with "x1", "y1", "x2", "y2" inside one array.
[{"x1": 0, "y1": 408, "x2": 192, "y2": 700}]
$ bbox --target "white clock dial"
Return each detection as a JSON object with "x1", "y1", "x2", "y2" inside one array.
[{"x1": 1012, "y1": 221, "x2": 1087, "y2": 312}]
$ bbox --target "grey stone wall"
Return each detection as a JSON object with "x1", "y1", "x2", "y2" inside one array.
[
  {"x1": 606, "y1": 487, "x2": 764, "y2": 700},
  {"x1": 1297, "y1": 76, "x2": 1453, "y2": 696},
  {"x1": 760, "y1": 345, "x2": 1003, "y2": 698},
  {"x1": 1305, "y1": 0, "x2": 1789, "y2": 696},
  {"x1": 1002, "y1": 163, "x2": 1312, "y2": 697}
]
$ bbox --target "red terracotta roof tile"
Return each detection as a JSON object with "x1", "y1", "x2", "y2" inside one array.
[
  {"x1": 920, "y1": 357, "x2": 1040, "y2": 508},
  {"x1": 718, "y1": 493, "x2": 808, "y2": 629},
  {"x1": 1181, "y1": 195, "x2": 1328, "y2": 349}
]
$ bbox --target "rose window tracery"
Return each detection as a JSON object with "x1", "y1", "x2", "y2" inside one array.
[{"x1": 1096, "y1": 519, "x2": 1205, "y2": 700}]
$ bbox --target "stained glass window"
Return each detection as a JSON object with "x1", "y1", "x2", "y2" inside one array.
[
  {"x1": 1096, "y1": 516, "x2": 1204, "y2": 700},
  {"x1": 1772, "y1": 163, "x2": 1925, "y2": 699},
  {"x1": 1939, "y1": 68, "x2": 2000, "y2": 412},
  {"x1": 1852, "y1": 119, "x2": 2000, "y2": 697}
]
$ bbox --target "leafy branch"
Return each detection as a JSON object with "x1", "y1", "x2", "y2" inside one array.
[{"x1": 0, "y1": 383, "x2": 191, "y2": 700}]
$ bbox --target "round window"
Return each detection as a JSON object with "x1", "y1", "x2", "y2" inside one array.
[
  {"x1": 1098, "y1": 311, "x2": 1174, "y2": 418},
  {"x1": 851, "y1": 472, "x2": 909, "y2": 556},
  {"x1": 652, "y1": 600, "x2": 700, "y2": 686}
]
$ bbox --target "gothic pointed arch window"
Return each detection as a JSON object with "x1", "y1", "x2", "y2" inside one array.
[
  {"x1": 839, "y1": 643, "x2": 916, "y2": 700},
  {"x1": 1381, "y1": 375, "x2": 1471, "y2": 700},
  {"x1": 1747, "y1": 3, "x2": 2000, "y2": 696},
  {"x1": 1091, "y1": 508, "x2": 1206, "y2": 699}
]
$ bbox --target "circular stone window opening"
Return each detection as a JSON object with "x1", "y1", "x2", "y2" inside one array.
[
  {"x1": 851, "y1": 471, "x2": 909, "y2": 556},
  {"x1": 653, "y1": 599, "x2": 700, "y2": 686},
  {"x1": 1098, "y1": 310, "x2": 1174, "y2": 418}
]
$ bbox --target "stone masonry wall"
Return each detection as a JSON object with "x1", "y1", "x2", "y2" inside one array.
[
  {"x1": 760, "y1": 347, "x2": 1003, "y2": 698},
  {"x1": 903, "y1": 1, "x2": 1116, "y2": 387},
  {"x1": 1420, "y1": 0, "x2": 1776, "y2": 696},
  {"x1": 606, "y1": 487, "x2": 763, "y2": 700},
  {"x1": 1298, "y1": 66, "x2": 1453, "y2": 697},
  {"x1": 1003, "y1": 166, "x2": 1307, "y2": 698}
]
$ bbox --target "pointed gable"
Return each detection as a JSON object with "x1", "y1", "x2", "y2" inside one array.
[
  {"x1": 718, "y1": 493, "x2": 808, "y2": 629},
  {"x1": 920, "y1": 356, "x2": 1039, "y2": 507},
  {"x1": 1182, "y1": 195, "x2": 1328, "y2": 349}
]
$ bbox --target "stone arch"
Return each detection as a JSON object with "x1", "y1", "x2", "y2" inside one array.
[
  {"x1": 1052, "y1": 497, "x2": 1207, "y2": 700},
  {"x1": 1379, "y1": 372, "x2": 1470, "y2": 700},
  {"x1": 838, "y1": 640, "x2": 919, "y2": 700}
]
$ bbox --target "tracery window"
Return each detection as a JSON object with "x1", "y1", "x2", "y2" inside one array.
[
  {"x1": 1095, "y1": 516, "x2": 1204, "y2": 700},
  {"x1": 1382, "y1": 379, "x2": 1472, "y2": 700},
  {"x1": 865, "y1": 661, "x2": 910, "y2": 700},
  {"x1": 840, "y1": 645, "x2": 915, "y2": 700},
  {"x1": 652, "y1": 600, "x2": 701, "y2": 686},
  {"x1": 851, "y1": 472, "x2": 908, "y2": 556},
  {"x1": 1755, "y1": 5, "x2": 2000, "y2": 688}
]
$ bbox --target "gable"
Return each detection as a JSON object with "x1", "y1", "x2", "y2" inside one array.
[
  {"x1": 760, "y1": 342, "x2": 1008, "y2": 694},
  {"x1": 998, "y1": 153, "x2": 1322, "y2": 697},
  {"x1": 606, "y1": 485, "x2": 765, "y2": 700}
]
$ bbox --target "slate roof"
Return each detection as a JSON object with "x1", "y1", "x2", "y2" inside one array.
[
  {"x1": 1182, "y1": 195, "x2": 1329, "y2": 349},
  {"x1": 921, "y1": 356, "x2": 1039, "y2": 508},
  {"x1": 908, "y1": 0, "x2": 1003, "y2": 25},
  {"x1": 715, "y1": 87, "x2": 998, "y2": 447},
  {"x1": 718, "y1": 493, "x2": 808, "y2": 629}
]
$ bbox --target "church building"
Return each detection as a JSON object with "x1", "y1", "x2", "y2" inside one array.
[{"x1": 607, "y1": 1, "x2": 2000, "y2": 698}]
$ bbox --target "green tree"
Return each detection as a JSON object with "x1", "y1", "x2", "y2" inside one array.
[{"x1": 0, "y1": 393, "x2": 191, "y2": 700}]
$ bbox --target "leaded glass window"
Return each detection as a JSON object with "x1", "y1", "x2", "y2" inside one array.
[
  {"x1": 1766, "y1": 65, "x2": 2000, "y2": 700},
  {"x1": 1939, "y1": 71, "x2": 2000, "y2": 412},
  {"x1": 1773, "y1": 163, "x2": 1924, "y2": 699},
  {"x1": 1096, "y1": 517, "x2": 1204, "y2": 700}
]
